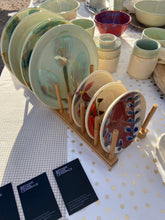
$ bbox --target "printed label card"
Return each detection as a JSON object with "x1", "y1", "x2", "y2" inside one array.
[
  {"x1": 53, "y1": 158, "x2": 98, "y2": 215},
  {"x1": 17, "y1": 172, "x2": 62, "y2": 220},
  {"x1": 0, "y1": 183, "x2": 20, "y2": 220}
]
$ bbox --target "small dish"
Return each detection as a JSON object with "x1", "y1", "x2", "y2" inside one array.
[
  {"x1": 40, "y1": 0, "x2": 80, "y2": 20},
  {"x1": 29, "y1": 24, "x2": 98, "y2": 109},
  {"x1": 72, "y1": 70, "x2": 114, "y2": 127},
  {"x1": 100, "y1": 90, "x2": 146, "y2": 153},
  {"x1": 85, "y1": 82, "x2": 127, "y2": 139},
  {"x1": 20, "y1": 18, "x2": 70, "y2": 89},
  {"x1": 9, "y1": 10, "x2": 60, "y2": 84},
  {"x1": 1, "y1": 7, "x2": 42, "y2": 72}
]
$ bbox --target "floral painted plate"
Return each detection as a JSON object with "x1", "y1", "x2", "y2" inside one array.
[
  {"x1": 100, "y1": 90, "x2": 146, "y2": 153},
  {"x1": 72, "y1": 70, "x2": 114, "y2": 127},
  {"x1": 85, "y1": 82, "x2": 127, "y2": 139},
  {"x1": 8, "y1": 10, "x2": 62, "y2": 84},
  {"x1": 20, "y1": 18, "x2": 70, "y2": 89},
  {"x1": 1, "y1": 7, "x2": 42, "y2": 72},
  {"x1": 29, "y1": 24, "x2": 98, "y2": 109}
]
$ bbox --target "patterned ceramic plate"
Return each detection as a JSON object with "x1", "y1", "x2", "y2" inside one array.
[
  {"x1": 1, "y1": 7, "x2": 41, "y2": 72},
  {"x1": 29, "y1": 24, "x2": 98, "y2": 109},
  {"x1": 100, "y1": 90, "x2": 146, "y2": 153},
  {"x1": 85, "y1": 82, "x2": 127, "y2": 139},
  {"x1": 72, "y1": 70, "x2": 114, "y2": 127},
  {"x1": 20, "y1": 18, "x2": 70, "y2": 89},
  {"x1": 8, "y1": 10, "x2": 62, "y2": 84}
]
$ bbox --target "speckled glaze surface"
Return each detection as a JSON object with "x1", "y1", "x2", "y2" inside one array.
[
  {"x1": 29, "y1": 24, "x2": 98, "y2": 109},
  {"x1": 20, "y1": 18, "x2": 70, "y2": 89},
  {"x1": 85, "y1": 82, "x2": 127, "y2": 139},
  {"x1": 100, "y1": 90, "x2": 146, "y2": 153},
  {"x1": 1, "y1": 7, "x2": 42, "y2": 72}
]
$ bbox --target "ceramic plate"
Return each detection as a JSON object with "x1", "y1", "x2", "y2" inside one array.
[
  {"x1": 8, "y1": 10, "x2": 62, "y2": 84},
  {"x1": 72, "y1": 70, "x2": 114, "y2": 127},
  {"x1": 29, "y1": 24, "x2": 98, "y2": 109},
  {"x1": 1, "y1": 7, "x2": 42, "y2": 72},
  {"x1": 100, "y1": 90, "x2": 146, "y2": 153},
  {"x1": 20, "y1": 18, "x2": 70, "y2": 89},
  {"x1": 85, "y1": 82, "x2": 127, "y2": 139}
]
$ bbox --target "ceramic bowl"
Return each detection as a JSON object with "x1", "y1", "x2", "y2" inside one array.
[
  {"x1": 71, "y1": 18, "x2": 95, "y2": 37},
  {"x1": 134, "y1": 1, "x2": 165, "y2": 27},
  {"x1": 85, "y1": 82, "x2": 127, "y2": 139},
  {"x1": 142, "y1": 27, "x2": 165, "y2": 48},
  {"x1": 100, "y1": 90, "x2": 146, "y2": 153},
  {"x1": 40, "y1": 0, "x2": 80, "y2": 20},
  {"x1": 71, "y1": 70, "x2": 114, "y2": 127},
  {"x1": 94, "y1": 10, "x2": 131, "y2": 37},
  {"x1": 156, "y1": 133, "x2": 165, "y2": 170}
]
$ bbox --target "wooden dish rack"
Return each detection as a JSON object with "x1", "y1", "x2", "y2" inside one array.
[{"x1": 51, "y1": 65, "x2": 158, "y2": 170}]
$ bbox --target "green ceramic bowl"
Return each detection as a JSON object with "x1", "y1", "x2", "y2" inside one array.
[
  {"x1": 40, "y1": 0, "x2": 80, "y2": 20},
  {"x1": 142, "y1": 27, "x2": 165, "y2": 48},
  {"x1": 134, "y1": 1, "x2": 165, "y2": 27}
]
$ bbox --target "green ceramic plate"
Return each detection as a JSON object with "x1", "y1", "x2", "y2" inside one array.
[
  {"x1": 20, "y1": 18, "x2": 70, "y2": 89},
  {"x1": 8, "y1": 10, "x2": 63, "y2": 84},
  {"x1": 29, "y1": 24, "x2": 98, "y2": 109},
  {"x1": 1, "y1": 7, "x2": 41, "y2": 72}
]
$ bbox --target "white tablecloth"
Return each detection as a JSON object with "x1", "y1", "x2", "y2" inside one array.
[{"x1": 0, "y1": 2, "x2": 165, "y2": 220}]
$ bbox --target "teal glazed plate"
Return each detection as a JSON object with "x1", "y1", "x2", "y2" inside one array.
[
  {"x1": 1, "y1": 7, "x2": 42, "y2": 72},
  {"x1": 20, "y1": 18, "x2": 70, "y2": 89},
  {"x1": 8, "y1": 10, "x2": 62, "y2": 85},
  {"x1": 100, "y1": 90, "x2": 146, "y2": 154},
  {"x1": 29, "y1": 24, "x2": 98, "y2": 109}
]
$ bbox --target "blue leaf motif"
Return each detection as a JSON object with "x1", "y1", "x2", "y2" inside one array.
[
  {"x1": 134, "y1": 117, "x2": 140, "y2": 124},
  {"x1": 119, "y1": 139, "x2": 123, "y2": 146},
  {"x1": 127, "y1": 136, "x2": 133, "y2": 141},
  {"x1": 127, "y1": 102, "x2": 133, "y2": 108},
  {"x1": 127, "y1": 118, "x2": 133, "y2": 123},
  {"x1": 127, "y1": 110, "x2": 133, "y2": 115},
  {"x1": 103, "y1": 128, "x2": 108, "y2": 137},
  {"x1": 133, "y1": 95, "x2": 140, "y2": 100},
  {"x1": 133, "y1": 127, "x2": 139, "y2": 133},
  {"x1": 135, "y1": 109, "x2": 140, "y2": 115},
  {"x1": 134, "y1": 100, "x2": 141, "y2": 107},
  {"x1": 125, "y1": 126, "x2": 132, "y2": 132},
  {"x1": 107, "y1": 133, "x2": 112, "y2": 143},
  {"x1": 126, "y1": 96, "x2": 132, "y2": 101},
  {"x1": 105, "y1": 117, "x2": 110, "y2": 127}
]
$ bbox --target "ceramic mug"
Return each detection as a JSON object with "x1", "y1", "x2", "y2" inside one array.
[
  {"x1": 71, "y1": 18, "x2": 95, "y2": 37},
  {"x1": 94, "y1": 34, "x2": 121, "y2": 73},
  {"x1": 127, "y1": 39, "x2": 161, "y2": 80},
  {"x1": 141, "y1": 27, "x2": 165, "y2": 64}
]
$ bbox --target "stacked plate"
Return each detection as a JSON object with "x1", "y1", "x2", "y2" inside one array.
[
  {"x1": 1, "y1": 7, "x2": 98, "y2": 109},
  {"x1": 71, "y1": 70, "x2": 146, "y2": 154}
]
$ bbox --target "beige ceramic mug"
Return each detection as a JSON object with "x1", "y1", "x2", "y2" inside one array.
[{"x1": 127, "y1": 39, "x2": 161, "y2": 80}]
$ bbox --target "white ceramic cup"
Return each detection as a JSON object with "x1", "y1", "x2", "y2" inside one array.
[{"x1": 127, "y1": 39, "x2": 161, "y2": 80}]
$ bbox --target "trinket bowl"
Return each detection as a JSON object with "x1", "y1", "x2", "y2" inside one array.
[{"x1": 94, "y1": 10, "x2": 131, "y2": 36}]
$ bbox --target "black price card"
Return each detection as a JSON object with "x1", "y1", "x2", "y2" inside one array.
[
  {"x1": 53, "y1": 158, "x2": 98, "y2": 215},
  {"x1": 17, "y1": 172, "x2": 62, "y2": 220},
  {"x1": 0, "y1": 183, "x2": 20, "y2": 220}
]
